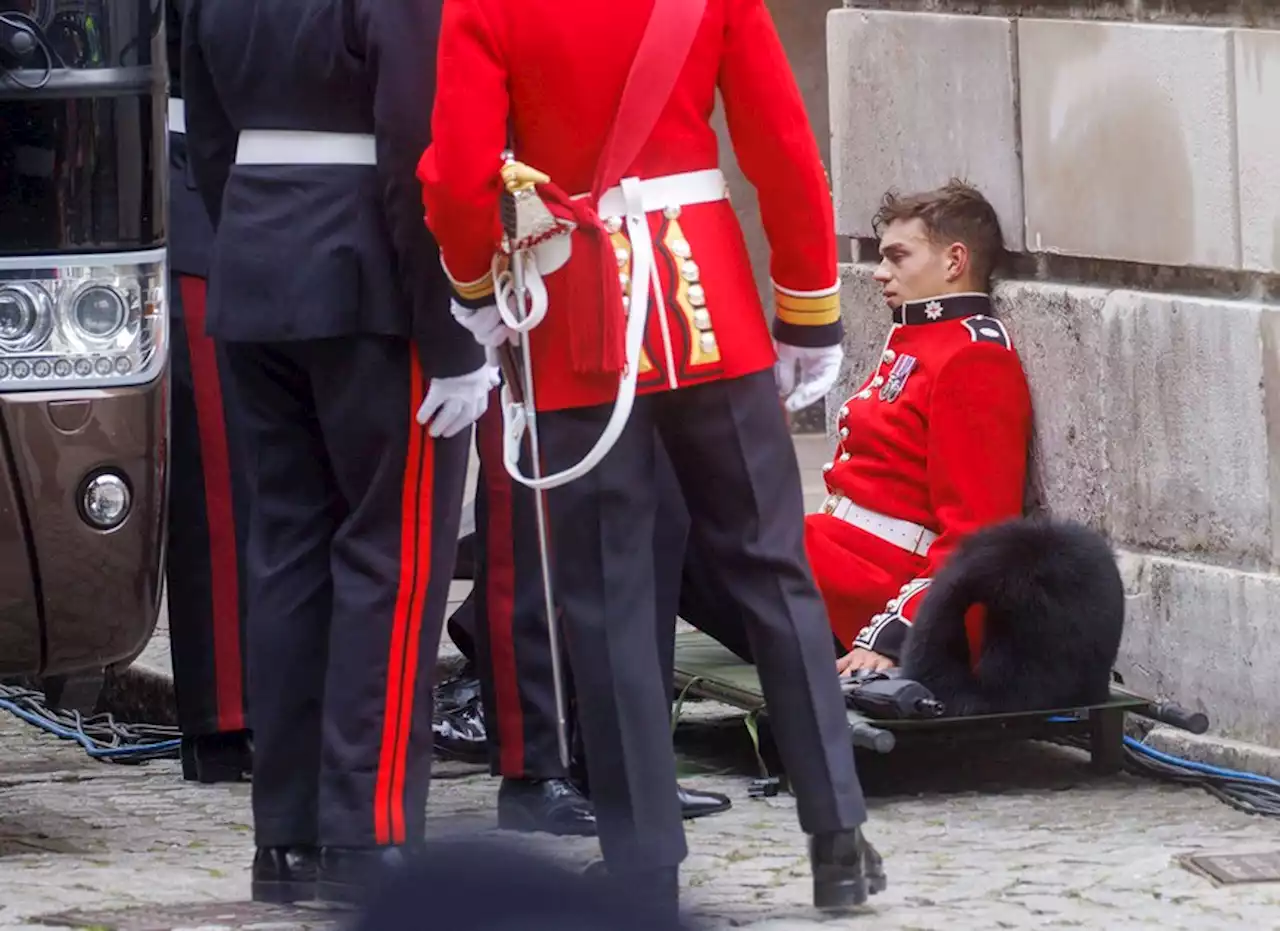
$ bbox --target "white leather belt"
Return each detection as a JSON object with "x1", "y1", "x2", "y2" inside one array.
[
  {"x1": 235, "y1": 130, "x2": 377, "y2": 166},
  {"x1": 820, "y1": 494, "x2": 937, "y2": 557},
  {"x1": 168, "y1": 98, "x2": 185, "y2": 135},
  {"x1": 583, "y1": 169, "x2": 729, "y2": 219}
]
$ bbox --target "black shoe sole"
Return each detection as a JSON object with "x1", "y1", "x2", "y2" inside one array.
[
  {"x1": 432, "y1": 742, "x2": 489, "y2": 765},
  {"x1": 497, "y1": 806, "x2": 598, "y2": 837},
  {"x1": 680, "y1": 798, "x2": 732, "y2": 821},
  {"x1": 186, "y1": 764, "x2": 250, "y2": 784},
  {"x1": 316, "y1": 880, "x2": 366, "y2": 907},
  {"x1": 813, "y1": 869, "x2": 887, "y2": 912},
  {"x1": 251, "y1": 880, "x2": 316, "y2": 904}
]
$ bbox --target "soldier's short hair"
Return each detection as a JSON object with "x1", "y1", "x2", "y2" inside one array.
[{"x1": 872, "y1": 179, "x2": 1005, "y2": 288}]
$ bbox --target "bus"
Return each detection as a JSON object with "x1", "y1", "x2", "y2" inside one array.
[{"x1": 0, "y1": 0, "x2": 167, "y2": 705}]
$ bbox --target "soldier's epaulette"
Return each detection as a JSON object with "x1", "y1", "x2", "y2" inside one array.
[
  {"x1": 443, "y1": 260, "x2": 496, "y2": 310},
  {"x1": 962, "y1": 315, "x2": 1011, "y2": 349}
]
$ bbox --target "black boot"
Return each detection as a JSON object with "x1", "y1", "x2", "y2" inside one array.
[
  {"x1": 181, "y1": 730, "x2": 252, "y2": 784},
  {"x1": 809, "y1": 828, "x2": 886, "y2": 912},
  {"x1": 498, "y1": 777, "x2": 597, "y2": 836},
  {"x1": 317, "y1": 845, "x2": 408, "y2": 905},
  {"x1": 676, "y1": 785, "x2": 731, "y2": 820},
  {"x1": 251, "y1": 845, "x2": 319, "y2": 904}
]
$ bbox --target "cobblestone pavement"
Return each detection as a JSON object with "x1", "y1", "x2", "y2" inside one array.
[{"x1": 5, "y1": 693, "x2": 1280, "y2": 931}]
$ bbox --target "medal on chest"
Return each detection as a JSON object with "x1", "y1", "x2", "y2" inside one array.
[{"x1": 878, "y1": 354, "x2": 917, "y2": 402}]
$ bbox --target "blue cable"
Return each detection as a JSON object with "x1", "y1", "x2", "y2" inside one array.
[
  {"x1": 1046, "y1": 713, "x2": 1280, "y2": 787},
  {"x1": 0, "y1": 696, "x2": 180, "y2": 760},
  {"x1": 1122, "y1": 736, "x2": 1280, "y2": 787}
]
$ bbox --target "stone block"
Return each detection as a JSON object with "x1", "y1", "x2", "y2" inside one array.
[
  {"x1": 1116, "y1": 551, "x2": 1280, "y2": 747},
  {"x1": 827, "y1": 9, "x2": 1024, "y2": 248},
  {"x1": 1234, "y1": 29, "x2": 1280, "y2": 273},
  {"x1": 997, "y1": 281, "x2": 1110, "y2": 531},
  {"x1": 1018, "y1": 19, "x2": 1239, "y2": 269},
  {"x1": 1101, "y1": 291, "x2": 1270, "y2": 566}
]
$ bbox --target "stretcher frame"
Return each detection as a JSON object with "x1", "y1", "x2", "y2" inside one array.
[{"x1": 670, "y1": 630, "x2": 1177, "y2": 776}]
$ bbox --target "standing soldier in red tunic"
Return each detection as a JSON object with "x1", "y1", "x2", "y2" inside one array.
[{"x1": 419, "y1": 0, "x2": 882, "y2": 915}]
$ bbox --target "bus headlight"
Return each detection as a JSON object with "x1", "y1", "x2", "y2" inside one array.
[
  {"x1": 0, "y1": 249, "x2": 167, "y2": 390},
  {"x1": 70, "y1": 284, "x2": 128, "y2": 343},
  {"x1": 0, "y1": 283, "x2": 54, "y2": 353}
]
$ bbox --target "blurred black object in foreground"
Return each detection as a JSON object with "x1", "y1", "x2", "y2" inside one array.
[{"x1": 348, "y1": 837, "x2": 696, "y2": 930}]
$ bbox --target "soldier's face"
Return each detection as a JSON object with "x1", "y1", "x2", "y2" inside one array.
[{"x1": 873, "y1": 219, "x2": 955, "y2": 309}]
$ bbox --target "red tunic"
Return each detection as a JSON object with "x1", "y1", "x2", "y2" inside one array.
[
  {"x1": 418, "y1": 0, "x2": 841, "y2": 411},
  {"x1": 805, "y1": 293, "x2": 1034, "y2": 659}
]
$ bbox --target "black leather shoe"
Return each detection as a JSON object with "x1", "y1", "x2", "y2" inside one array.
[
  {"x1": 431, "y1": 695, "x2": 488, "y2": 764},
  {"x1": 251, "y1": 845, "x2": 318, "y2": 904},
  {"x1": 434, "y1": 670, "x2": 482, "y2": 712},
  {"x1": 181, "y1": 731, "x2": 252, "y2": 784},
  {"x1": 318, "y1": 845, "x2": 408, "y2": 905},
  {"x1": 809, "y1": 828, "x2": 886, "y2": 912},
  {"x1": 677, "y1": 784, "x2": 731, "y2": 820},
  {"x1": 497, "y1": 777, "x2": 597, "y2": 837}
]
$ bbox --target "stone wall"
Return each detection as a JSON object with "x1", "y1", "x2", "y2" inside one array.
[
  {"x1": 826, "y1": 1, "x2": 1280, "y2": 745},
  {"x1": 714, "y1": 0, "x2": 849, "y2": 429}
]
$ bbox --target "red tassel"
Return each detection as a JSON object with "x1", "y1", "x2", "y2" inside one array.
[{"x1": 536, "y1": 183, "x2": 625, "y2": 376}]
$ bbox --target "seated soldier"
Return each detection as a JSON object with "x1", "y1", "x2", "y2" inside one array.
[
  {"x1": 809, "y1": 179, "x2": 1032, "y2": 674},
  {"x1": 670, "y1": 180, "x2": 1033, "y2": 677}
]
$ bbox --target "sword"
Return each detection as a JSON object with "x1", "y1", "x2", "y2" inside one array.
[{"x1": 496, "y1": 152, "x2": 572, "y2": 769}]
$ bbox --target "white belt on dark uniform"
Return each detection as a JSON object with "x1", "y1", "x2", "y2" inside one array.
[
  {"x1": 234, "y1": 129, "x2": 377, "y2": 166},
  {"x1": 819, "y1": 493, "x2": 937, "y2": 557},
  {"x1": 168, "y1": 98, "x2": 186, "y2": 135}
]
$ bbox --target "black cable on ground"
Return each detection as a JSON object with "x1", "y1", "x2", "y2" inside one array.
[
  {"x1": 1056, "y1": 731, "x2": 1280, "y2": 818},
  {"x1": 0, "y1": 682, "x2": 180, "y2": 763}
]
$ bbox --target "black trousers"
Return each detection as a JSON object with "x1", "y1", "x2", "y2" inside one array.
[
  {"x1": 462, "y1": 392, "x2": 568, "y2": 780},
  {"x1": 541, "y1": 369, "x2": 867, "y2": 871},
  {"x1": 447, "y1": 403, "x2": 692, "y2": 781},
  {"x1": 166, "y1": 275, "x2": 252, "y2": 738},
  {"x1": 224, "y1": 336, "x2": 469, "y2": 849}
]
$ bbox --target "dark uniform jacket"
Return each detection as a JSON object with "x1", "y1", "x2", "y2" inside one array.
[
  {"x1": 167, "y1": 0, "x2": 215, "y2": 282},
  {"x1": 179, "y1": 0, "x2": 483, "y2": 377}
]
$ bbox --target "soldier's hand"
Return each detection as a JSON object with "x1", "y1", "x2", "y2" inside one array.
[
  {"x1": 837, "y1": 648, "x2": 895, "y2": 676},
  {"x1": 416, "y1": 363, "x2": 501, "y2": 438},
  {"x1": 774, "y1": 342, "x2": 843, "y2": 412},
  {"x1": 450, "y1": 300, "x2": 515, "y2": 348}
]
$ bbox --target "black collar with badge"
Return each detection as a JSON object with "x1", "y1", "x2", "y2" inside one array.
[
  {"x1": 853, "y1": 293, "x2": 1009, "y2": 404},
  {"x1": 891, "y1": 292, "x2": 991, "y2": 326}
]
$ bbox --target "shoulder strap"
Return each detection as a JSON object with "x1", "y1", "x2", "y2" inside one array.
[{"x1": 591, "y1": 0, "x2": 708, "y2": 199}]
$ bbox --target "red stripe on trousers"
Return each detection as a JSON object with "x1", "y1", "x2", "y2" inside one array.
[
  {"x1": 178, "y1": 276, "x2": 245, "y2": 733},
  {"x1": 374, "y1": 353, "x2": 433, "y2": 845},
  {"x1": 477, "y1": 400, "x2": 524, "y2": 776}
]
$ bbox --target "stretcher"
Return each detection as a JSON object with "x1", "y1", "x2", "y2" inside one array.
[{"x1": 670, "y1": 630, "x2": 1209, "y2": 776}]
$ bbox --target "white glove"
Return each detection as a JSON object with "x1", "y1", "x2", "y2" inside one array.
[
  {"x1": 450, "y1": 299, "x2": 514, "y2": 348},
  {"x1": 416, "y1": 363, "x2": 501, "y2": 438},
  {"x1": 774, "y1": 342, "x2": 844, "y2": 412}
]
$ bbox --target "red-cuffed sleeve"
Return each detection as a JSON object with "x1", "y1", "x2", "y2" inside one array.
[
  {"x1": 717, "y1": 0, "x2": 841, "y2": 349},
  {"x1": 854, "y1": 341, "x2": 1032, "y2": 661},
  {"x1": 416, "y1": 0, "x2": 508, "y2": 308}
]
